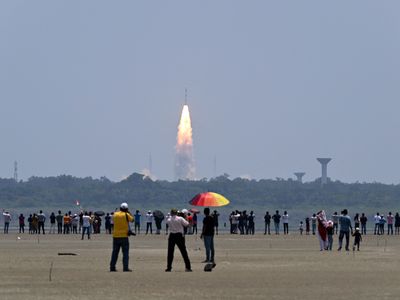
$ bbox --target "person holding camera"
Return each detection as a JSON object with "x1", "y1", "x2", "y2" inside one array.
[
  {"x1": 165, "y1": 209, "x2": 192, "y2": 272},
  {"x1": 110, "y1": 202, "x2": 134, "y2": 272}
]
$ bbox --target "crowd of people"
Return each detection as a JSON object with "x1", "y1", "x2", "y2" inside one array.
[
  {"x1": 3, "y1": 209, "x2": 400, "y2": 237},
  {"x1": 3, "y1": 206, "x2": 400, "y2": 272}
]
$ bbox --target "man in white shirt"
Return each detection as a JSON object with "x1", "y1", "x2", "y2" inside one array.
[
  {"x1": 165, "y1": 209, "x2": 191, "y2": 272},
  {"x1": 3, "y1": 210, "x2": 11, "y2": 234},
  {"x1": 81, "y1": 212, "x2": 91, "y2": 240},
  {"x1": 282, "y1": 211, "x2": 289, "y2": 235},
  {"x1": 145, "y1": 211, "x2": 153, "y2": 235},
  {"x1": 374, "y1": 213, "x2": 381, "y2": 235}
]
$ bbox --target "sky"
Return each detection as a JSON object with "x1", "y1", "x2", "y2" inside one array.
[{"x1": 1, "y1": 1, "x2": 400, "y2": 183}]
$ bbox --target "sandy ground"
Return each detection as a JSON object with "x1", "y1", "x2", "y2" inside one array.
[{"x1": 0, "y1": 232, "x2": 399, "y2": 300}]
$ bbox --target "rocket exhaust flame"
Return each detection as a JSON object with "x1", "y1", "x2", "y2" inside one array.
[{"x1": 175, "y1": 104, "x2": 195, "y2": 180}]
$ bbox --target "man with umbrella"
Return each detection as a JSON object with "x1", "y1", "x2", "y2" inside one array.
[
  {"x1": 110, "y1": 203, "x2": 134, "y2": 272},
  {"x1": 165, "y1": 209, "x2": 192, "y2": 272},
  {"x1": 201, "y1": 207, "x2": 216, "y2": 265}
]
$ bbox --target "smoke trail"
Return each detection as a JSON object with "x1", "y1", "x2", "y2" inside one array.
[{"x1": 174, "y1": 104, "x2": 195, "y2": 180}]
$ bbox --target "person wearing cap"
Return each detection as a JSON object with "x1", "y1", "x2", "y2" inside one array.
[
  {"x1": 145, "y1": 210, "x2": 153, "y2": 234},
  {"x1": 110, "y1": 202, "x2": 134, "y2": 272},
  {"x1": 165, "y1": 208, "x2": 192, "y2": 272}
]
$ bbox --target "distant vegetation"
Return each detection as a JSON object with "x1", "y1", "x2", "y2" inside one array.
[{"x1": 1, "y1": 173, "x2": 400, "y2": 219}]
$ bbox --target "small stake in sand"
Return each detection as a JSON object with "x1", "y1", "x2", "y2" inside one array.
[{"x1": 49, "y1": 261, "x2": 54, "y2": 282}]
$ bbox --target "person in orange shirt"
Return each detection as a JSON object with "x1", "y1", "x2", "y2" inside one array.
[
  {"x1": 110, "y1": 202, "x2": 134, "y2": 272},
  {"x1": 63, "y1": 213, "x2": 71, "y2": 234}
]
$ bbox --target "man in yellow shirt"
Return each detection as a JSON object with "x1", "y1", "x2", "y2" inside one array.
[{"x1": 110, "y1": 203, "x2": 134, "y2": 272}]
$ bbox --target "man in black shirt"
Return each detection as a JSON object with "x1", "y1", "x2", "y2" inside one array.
[
  {"x1": 272, "y1": 210, "x2": 281, "y2": 235},
  {"x1": 264, "y1": 211, "x2": 271, "y2": 235},
  {"x1": 360, "y1": 213, "x2": 368, "y2": 235},
  {"x1": 201, "y1": 208, "x2": 215, "y2": 264},
  {"x1": 212, "y1": 210, "x2": 219, "y2": 235}
]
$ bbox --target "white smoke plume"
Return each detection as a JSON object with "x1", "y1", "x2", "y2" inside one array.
[{"x1": 174, "y1": 104, "x2": 195, "y2": 180}]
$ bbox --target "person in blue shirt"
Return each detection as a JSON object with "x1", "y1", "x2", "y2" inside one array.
[
  {"x1": 134, "y1": 210, "x2": 141, "y2": 234},
  {"x1": 338, "y1": 209, "x2": 353, "y2": 251}
]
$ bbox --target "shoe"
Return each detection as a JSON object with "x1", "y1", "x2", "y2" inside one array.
[
  {"x1": 110, "y1": 269, "x2": 117, "y2": 272},
  {"x1": 185, "y1": 269, "x2": 193, "y2": 272},
  {"x1": 123, "y1": 269, "x2": 132, "y2": 272},
  {"x1": 345, "y1": 248, "x2": 349, "y2": 251},
  {"x1": 165, "y1": 268, "x2": 171, "y2": 272},
  {"x1": 337, "y1": 247, "x2": 342, "y2": 251},
  {"x1": 211, "y1": 263, "x2": 216, "y2": 268}
]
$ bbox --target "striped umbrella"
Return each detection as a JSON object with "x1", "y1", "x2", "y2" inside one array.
[{"x1": 189, "y1": 192, "x2": 230, "y2": 207}]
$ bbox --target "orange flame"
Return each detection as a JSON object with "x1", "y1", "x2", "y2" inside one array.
[
  {"x1": 177, "y1": 105, "x2": 193, "y2": 146},
  {"x1": 175, "y1": 104, "x2": 195, "y2": 180}
]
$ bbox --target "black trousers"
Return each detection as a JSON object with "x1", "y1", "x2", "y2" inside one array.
[
  {"x1": 283, "y1": 223, "x2": 289, "y2": 234},
  {"x1": 38, "y1": 222, "x2": 45, "y2": 234},
  {"x1": 167, "y1": 233, "x2": 191, "y2": 270},
  {"x1": 146, "y1": 223, "x2": 152, "y2": 234},
  {"x1": 110, "y1": 237, "x2": 129, "y2": 271},
  {"x1": 265, "y1": 222, "x2": 270, "y2": 234},
  {"x1": 57, "y1": 223, "x2": 63, "y2": 234}
]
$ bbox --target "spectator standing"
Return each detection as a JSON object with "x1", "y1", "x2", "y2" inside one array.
[
  {"x1": 28, "y1": 214, "x2": 33, "y2": 234},
  {"x1": 264, "y1": 211, "x2": 271, "y2": 235},
  {"x1": 3, "y1": 210, "x2": 11, "y2": 234},
  {"x1": 32, "y1": 214, "x2": 38, "y2": 234},
  {"x1": 374, "y1": 213, "x2": 381, "y2": 235},
  {"x1": 387, "y1": 212, "x2": 394, "y2": 235},
  {"x1": 79, "y1": 212, "x2": 83, "y2": 234},
  {"x1": 272, "y1": 210, "x2": 281, "y2": 235},
  {"x1": 379, "y1": 216, "x2": 386, "y2": 235},
  {"x1": 110, "y1": 212, "x2": 114, "y2": 233},
  {"x1": 311, "y1": 214, "x2": 317, "y2": 235},
  {"x1": 49, "y1": 212, "x2": 56, "y2": 234},
  {"x1": 105, "y1": 213, "x2": 112, "y2": 234},
  {"x1": 145, "y1": 211, "x2": 153, "y2": 234},
  {"x1": 212, "y1": 210, "x2": 219, "y2": 235},
  {"x1": 56, "y1": 211, "x2": 63, "y2": 234},
  {"x1": 38, "y1": 210, "x2": 46, "y2": 234},
  {"x1": 63, "y1": 213, "x2": 71, "y2": 234},
  {"x1": 352, "y1": 228, "x2": 362, "y2": 251},
  {"x1": 338, "y1": 209, "x2": 353, "y2": 251},
  {"x1": 299, "y1": 221, "x2": 303, "y2": 235},
  {"x1": 165, "y1": 209, "x2": 191, "y2": 272},
  {"x1": 327, "y1": 221, "x2": 334, "y2": 250},
  {"x1": 110, "y1": 203, "x2": 134, "y2": 272},
  {"x1": 247, "y1": 211, "x2": 255, "y2": 235},
  {"x1": 134, "y1": 210, "x2": 141, "y2": 234},
  {"x1": 360, "y1": 213, "x2": 367, "y2": 235},
  {"x1": 354, "y1": 213, "x2": 360, "y2": 230},
  {"x1": 71, "y1": 214, "x2": 79, "y2": 234},
  {"x1": 192, "y1": 213, "x2": 198, "y2": 235},
  {"x1": 19, "y1": 214, "x2": 25, "y2": 233},
  {"x1": 394, "y1": 213, "x2": 400, "y2": 235},
  {"x1": 201, "y1": 208, "x2": 215, "y2": 264},
  {"x1": 81, "y1": 212, "x2": 91, "y2": 240},
  {"x1": 332, "y1": 212, "x2": 339, "y2": 234},
  {"x1": 305, "y1": 217, "x2": 310, "y2": 235},
  {"x1": 154, "y1": 213, "x2": 164, "y2": 235},
  {"x1": 282, "y1": 211, "x2": 289, "y2": 235}
]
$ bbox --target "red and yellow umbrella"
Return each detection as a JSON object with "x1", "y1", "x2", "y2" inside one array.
[{"x1": 189, "y1": 192, "x2": 230, "y2": 207}]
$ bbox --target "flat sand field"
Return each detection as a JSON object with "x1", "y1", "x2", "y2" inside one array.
[{"x1": 1, "y1": 232, "x2": 399, "y2": 300}]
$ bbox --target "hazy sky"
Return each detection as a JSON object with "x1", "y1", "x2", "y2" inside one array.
[{"x1": 1, "y1": 1, "x2": 400, "y2": 183}]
